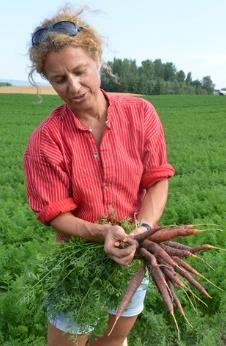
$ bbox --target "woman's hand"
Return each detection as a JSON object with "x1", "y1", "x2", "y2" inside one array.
[
  {"x1": 129, "y1": 225, "x2": 150, "y2": 238},
  {"x1": 104, "y1": 225, "x2": 137, "y2": 266}
]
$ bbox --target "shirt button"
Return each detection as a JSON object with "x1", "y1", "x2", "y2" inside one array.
[
  {"x1": 93, "y1": 152, "x2": 99, "y2": 158},
  {"x1": 102, "y1": 182, "x2": 108, "y2": 189}
]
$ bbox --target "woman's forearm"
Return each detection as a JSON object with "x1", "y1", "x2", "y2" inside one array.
[
  {"x1": 137, "y1": 179, "x2": 169, "y2": 227},
  {"x1": 50, "y1": 212, "x2": 137, "y2": 266},
  {"x1": 50, "y1": 212, "x2": 108, "y2": 242},
  {"x1": 50, "y1": 179, "x2": 168, "y2": 241}
]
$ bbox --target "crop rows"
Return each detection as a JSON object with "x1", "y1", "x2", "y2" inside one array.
[{"x1": 0, "y1": 93, "x2": 226, "y2": 345}]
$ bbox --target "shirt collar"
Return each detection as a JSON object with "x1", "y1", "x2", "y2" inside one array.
[{"x1": 64, "y1": 89, "x2": 114, "y2": 131}]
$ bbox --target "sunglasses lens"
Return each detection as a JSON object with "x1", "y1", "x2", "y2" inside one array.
[
  {"x1": 53, "y1": 21, "x2": 79, "y2": 35},
  {"x1": 32, "y1": 28, "x2": 48, "y2": 46},
  {"x1": 32, "y1": 21, "x2": 81, "y2": 46}
]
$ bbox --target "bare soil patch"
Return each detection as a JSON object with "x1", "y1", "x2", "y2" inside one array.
[
  {"x1": 0, "y1": 85, "x2": 57, "y2": 95},
  {"x1": 0, "y1": 85, "x2": 140, "y2": 97}
]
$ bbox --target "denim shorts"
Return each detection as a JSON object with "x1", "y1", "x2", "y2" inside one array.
[{"x1": 48, "y1": 276, "x2": 149, "y2": 334}]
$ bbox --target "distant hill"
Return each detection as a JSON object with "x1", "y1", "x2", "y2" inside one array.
[
  {"x1": 0, "y1": 82, "x2": 12, "y2": 86},
  {"x1": 0, "y1": 79, "x2": 49, "y2": 86},
  {"x1": 0, "y1": 79, "x2": 29, "y2": 86}
]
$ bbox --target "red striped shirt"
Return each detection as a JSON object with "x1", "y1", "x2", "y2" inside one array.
[{"x1": 24, "y1": 91, "x2": 174, "y2": 232}]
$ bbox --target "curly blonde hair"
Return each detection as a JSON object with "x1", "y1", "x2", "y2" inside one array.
[{"x1": 29, "y1": 6, "x2": 102, "y2": 82}]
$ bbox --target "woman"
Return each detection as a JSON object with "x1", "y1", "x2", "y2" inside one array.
[{"x1": 24, "y1": 7, "x2": 175, "y2": 346}]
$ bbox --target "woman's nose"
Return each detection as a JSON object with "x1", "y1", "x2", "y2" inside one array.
[{"x1": 68, "y1": 76, "x2": 81, "y2": 92}]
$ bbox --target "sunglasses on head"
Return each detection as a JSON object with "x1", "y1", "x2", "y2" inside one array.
[{"x1": 32, "y1": 20, "x2": 82, "y2": 47}]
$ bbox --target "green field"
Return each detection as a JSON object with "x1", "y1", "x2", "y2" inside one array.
[{"x1": 0, "y1": 93, "x2": 226, "y2": 345}]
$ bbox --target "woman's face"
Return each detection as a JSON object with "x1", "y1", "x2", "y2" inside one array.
[{"x1": 44, "y1": 46, "x2": 101, "y2": 112}]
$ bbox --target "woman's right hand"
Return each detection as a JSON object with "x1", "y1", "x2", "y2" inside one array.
[{"x1": 104, "y1": 225, "x2": 137, "y2": 266}]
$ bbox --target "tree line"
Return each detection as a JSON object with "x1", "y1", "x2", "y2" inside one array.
[
  {"x1": 0, "y1": 82, "x2": 12, "y2": 87},
  {"x1": 101, "y1": 58, "x2": 215, "y2": 95}
]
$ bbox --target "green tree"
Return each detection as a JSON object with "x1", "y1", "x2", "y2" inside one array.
[
  {"x1": 100, "y1": 63, "x2": 121, "y2": 92},
  {"x1": 100, "y1": 57, "x2": 215, "y2": 95},
  {"x1": 163, "y1": 62, "x2": 176, "y2": 81},
  {"x1": 153, "y1": 59, "x2": 164, "y2": 79},
  {"x1": 138, "y1": 60, "x2": 155, "y2": 94},
  {"x1": 185, "y1": 72, "x2": 192, "y2": 84},
  {"x1": 153, "y1": 79, "x2": 165, "y2": 94},
  {"x1": 176, "y1": 70, "x2": 186, "y2": 82},
  {"x1": 0, "y1": 82, "x2": 12, "y2": 86},
  {"x1": 202, "y1": 76, "x2": 215, "y2": 94}
]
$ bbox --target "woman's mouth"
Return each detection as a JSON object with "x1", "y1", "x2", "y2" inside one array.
[{"x1": 70, "y1": 93, "x2": 86, "y2": 102}]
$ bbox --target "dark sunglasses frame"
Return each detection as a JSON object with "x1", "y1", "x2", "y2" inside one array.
[{"x1": 32, "y1": 21, "x2": 82, "y2": 47}]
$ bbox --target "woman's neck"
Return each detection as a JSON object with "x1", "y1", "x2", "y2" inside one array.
[{"x1": 72, "y1": 89, "x2": 108, "y2": 122}]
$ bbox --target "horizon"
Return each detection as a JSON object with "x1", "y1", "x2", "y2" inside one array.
[{"x1": 1, "y1": 0, "x2": 226, "y2": 89}]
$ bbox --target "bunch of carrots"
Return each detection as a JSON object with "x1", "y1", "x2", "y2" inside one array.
[
  {"x1": 23, "y1": 221, "x2": 223, "y2": 339},
  {"x1": 110, "y1": 224, "x2": 222, "y2": 338}
]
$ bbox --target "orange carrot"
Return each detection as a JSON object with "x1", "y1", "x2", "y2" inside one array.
[{"x1": 108, "y1": 266, "x2": 145, "y2": 335}]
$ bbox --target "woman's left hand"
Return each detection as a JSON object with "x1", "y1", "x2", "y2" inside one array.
[{"x1": 129, "y1": 225, "x2": 150, "y2": 238}]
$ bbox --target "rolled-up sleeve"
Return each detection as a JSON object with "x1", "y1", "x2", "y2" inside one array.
[
  {"x1": 23, "y1": 128, "x2": 77, "y2": 225},
  {"x1": 141, "y1": 101, "x2": 175, "y2": 189}
]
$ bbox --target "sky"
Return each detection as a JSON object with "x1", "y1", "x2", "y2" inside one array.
[{"x1": 1, "y1": 0, "x2": 226, "y2": 89}]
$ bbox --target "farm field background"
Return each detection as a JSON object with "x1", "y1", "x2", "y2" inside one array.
[{"x1": 0, "y1": 93, "x2": 226, "y2": 345}]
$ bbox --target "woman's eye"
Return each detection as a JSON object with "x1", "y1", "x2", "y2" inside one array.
[
  {"x1": 54, "y1": 79, "x2": 65, "y2": 84},
  {"x1": 76, "y1": 69, "x2": 86, "y2": 75}
]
